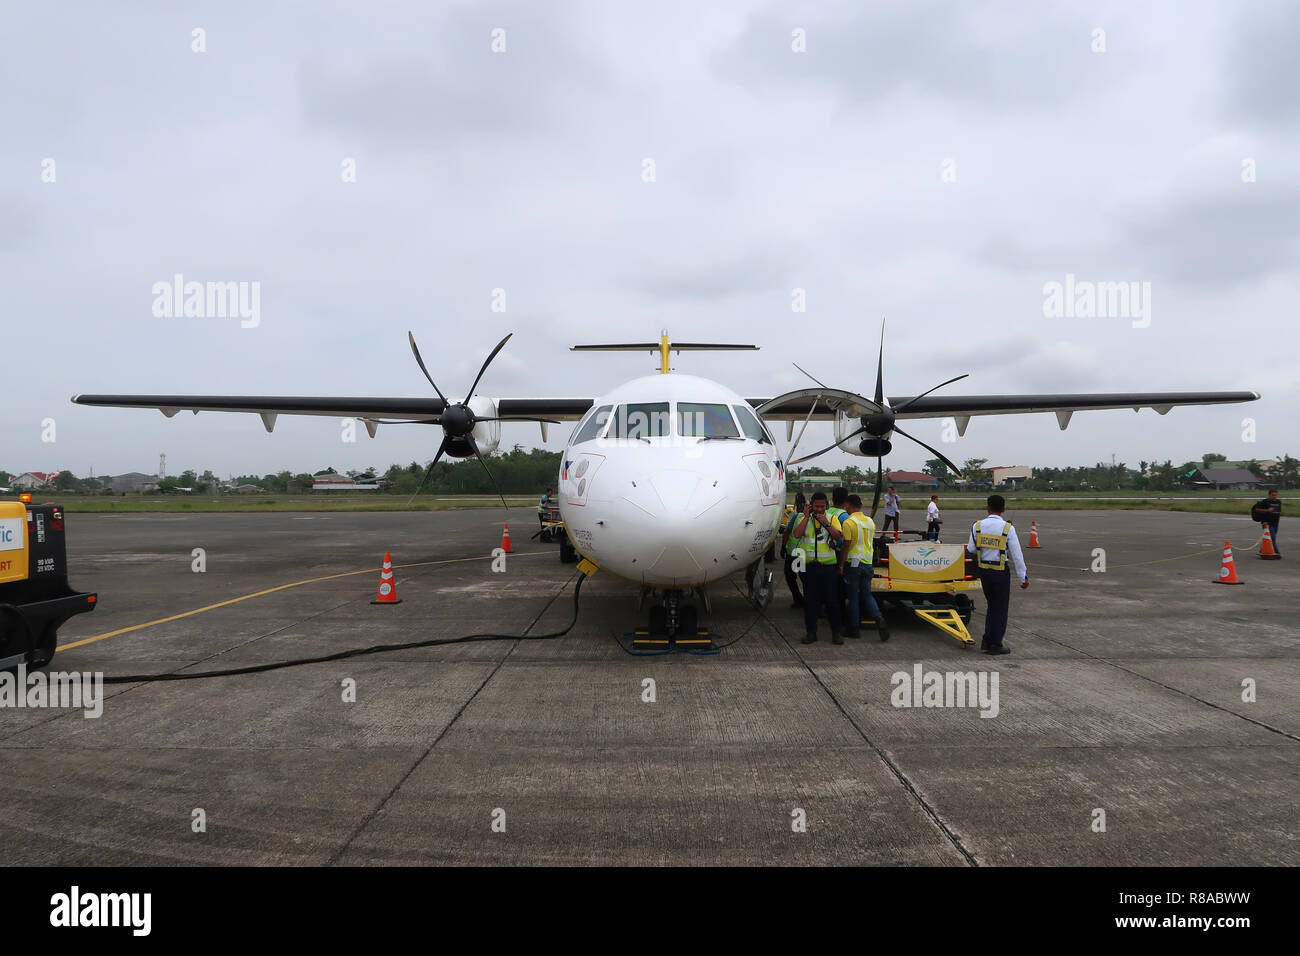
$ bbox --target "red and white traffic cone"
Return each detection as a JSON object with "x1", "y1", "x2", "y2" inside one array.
[
  {"x1": 1259, "y1": 526, "x2": 1280, "y2": 560},
  {"x1": 500, "y1": 523, "x2": 512, "y2": 554},
  {"x1": 1214, "y1": 542, "x2": 1243, "y2": 585},
  {"x1": 371, "y1": 551, "x2": 402, "y2": 604},
  {"x1": 1028, "y1": 521, "x2": 1042, "y2": 548}
]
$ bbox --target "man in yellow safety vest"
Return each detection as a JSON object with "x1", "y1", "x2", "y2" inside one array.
[
  {"x1": 791, "y1": 491, "x2": 843, "y2": 645},
  {"x1": 838, "y1": 495, "x2": 889, "y2": 642}
]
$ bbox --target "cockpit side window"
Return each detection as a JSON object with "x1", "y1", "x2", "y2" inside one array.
[
  {"x1": 571, "y1": 405, "x2": 612, "y2": 445},
  {"x1": 613, "y1": 402, "x2": 671, "y2": 439},
  {"x1": 678, "y1": 402, "x2": 741, "y2": 438},
  {"x1": 733, "y1": 404, "x2": 773, "y2": 444}
]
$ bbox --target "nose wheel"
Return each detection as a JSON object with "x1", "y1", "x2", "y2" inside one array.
[{"x1": 632, "y1": 590, "x2": 712, "y2": 651}]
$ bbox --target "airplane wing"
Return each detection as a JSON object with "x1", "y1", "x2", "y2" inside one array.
[
  {"x1": 747, "y1": 390, "x2": 1260, "y2": 432},
  {"x1": 70, "y1": 394, "x2": 595, "y2": 430}
]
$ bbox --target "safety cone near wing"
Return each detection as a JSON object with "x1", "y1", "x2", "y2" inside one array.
[
  {"x1": 1259, "y1": 526, "x2": 1280, "y2": 560},
  {"x1": 501, "y1": 523, "x2": 513, "y2": 554},
  {"x1": 1214, "y1": 542, "x2": 1243, "y2": 584},
  {"x1": 1028, "y1": 522, "x2": 1042, "y2": 548},
  {"x1": 371, "y1": 551, "x2": 402, "y2": 604}
]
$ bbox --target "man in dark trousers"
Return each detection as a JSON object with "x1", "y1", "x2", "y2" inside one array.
[
  {"x1": 965, "y1": 494, "x2": 1029, "y2": 655},
  {"x1": 778, "y1": 493, "x2": 807, "y2": 606},
  {"x1": 1252, "y1": 489, "x2": 1282, "y2": 556},
  {"x1": 790, "y1": 492, "x2": 844, "y2": 644}
]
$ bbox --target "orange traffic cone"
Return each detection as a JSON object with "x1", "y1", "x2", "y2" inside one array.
[
  {"x1": 371, "y1": 551, "x2": 402, "y2": 604},
  {"x1": 1028, "y1": 522, "x2": 1042, "y2": 548},
  {"x1": 1259, "y1": 526, "x2": 1280, "y2": 560},
  {"x1": 501, "y1": 523, "x2": 513, "y2": 554},
  {"x1": 1214, "y1": 542, "x2": 1243, "y2": 584}
]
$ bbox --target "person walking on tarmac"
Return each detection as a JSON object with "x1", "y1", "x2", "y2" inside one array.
[
  {"x1": 965, "y1": 494, "x2": 1028, "y2": 655},
  {"x1": 1252, "y1": 489, "x2": 1283, "y2": 557},
  {"x1": 926, "y1": 494, "x2": 942, "y2": 541},
  {"x1": 791, "y1": 492, "x2": 844, "y2": 644},
  {"x1": 880, "y1": 486, "x2": 901, "y2": 535},
  {"x1": 778, "y1": 493, "x2": 807, "y2": 607},
  {"x1": 838, "y1": 495, "x2": 890, "y2": 642}
]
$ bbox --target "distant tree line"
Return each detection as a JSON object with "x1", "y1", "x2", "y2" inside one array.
[{"x1": 7, "y1": 449, "x2": 1297, "y2": 496}]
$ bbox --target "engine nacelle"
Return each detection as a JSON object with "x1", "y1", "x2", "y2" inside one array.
[
  {"x1": 832, "y1": 410, "x2": 891, "y2": 457},
  {"x1": 467, "y1": 395, "x2": 501, "y2": 456}
]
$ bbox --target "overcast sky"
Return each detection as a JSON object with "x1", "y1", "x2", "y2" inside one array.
[{"x1": 3, "y1": 1, "x2": 1295, "y2": 480}]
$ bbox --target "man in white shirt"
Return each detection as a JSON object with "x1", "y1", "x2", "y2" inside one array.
[
  {"x1": 880, "y1": 486, "x2": 901, "y2": 535},
  {"x1": 925, "y1": 495, "x2": 941, "y2": 541},
  {"x1": 965, "y1": 494, "x2": 1029, "y2": 655}
]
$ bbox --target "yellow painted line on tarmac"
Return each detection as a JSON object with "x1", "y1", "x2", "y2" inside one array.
[{"x1": 58, "y1": 551, "x2": 546, "y2": 651}]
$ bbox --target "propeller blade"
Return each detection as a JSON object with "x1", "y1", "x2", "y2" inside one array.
[
  {"x1": 463, "y1": 435, "x2": 510, "y2": 509},
  {"x1": 408, "y1": 332, "x2": 450, "y2": 406},
  {"x1": 870, "y1": 453, "x2": 884, "y2": 517},
  {"x1": 873, "y1": 320, "x2": 885, "y2": 406},
  {"x1": 406, "y1": 437, "x2": 450, "y2": 506},
  {"x1": 893, "y1": 373, "x2": 971, "y2": 414},
  {"x1": 792, "y1": 362, "x2": 828, "y2": 388},
  {"x1": 789, "y1": 424, "x2": 867, "y2": 466},
  {"x1": 477, "y1": 415, "x2": 562, "y2": 424},
  {"x1": 893, "y1": 425, "x2": 964, "y2": 478},
  {"x1": 464, "y1": 333, "x2": 513, "y2": 404}
]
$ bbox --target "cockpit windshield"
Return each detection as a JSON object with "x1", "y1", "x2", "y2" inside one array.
[
  {"x1": 732, "y1": 404, "x2": 773, "y2": 444},
  {"x1": 678, "y1": 402, "x2": 740, "y2": 439},
  {"x1": 612, "y1": 402, "x2": 671, "y2": 440},
  {"x1": 571, "y1": 405, "x2": 612, "y2": 445}
]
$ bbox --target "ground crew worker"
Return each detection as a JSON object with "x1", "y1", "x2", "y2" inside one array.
[
  {"x1": 791, "y1": 491, "x2": 843, "y2": 644},
  {"x1": 965, "y1": 494, "x2": 1028, "y2": 655},
  {"x1": 829, "y1": 487, "x2": 850, "y2": 620},
  {"x1": 537, "y1": 487, "x2": 555, "y2": 533},
  {"x1": 838, "y1": 495, "x2": 890, "y2": 642},
  {"x1": 926, "y1": 494, "x2": 942, "y2": 541},
  {"x1": 1252, "y1": 489, "x2": 1282, "y2": 556},
  {"x1": 779, "y1": 493, "x2": 806, "y2": 606},
  {"x1": 880, "y1": 486, "x2": 901, "y2": 534}
]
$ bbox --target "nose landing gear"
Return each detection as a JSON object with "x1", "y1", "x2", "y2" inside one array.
[{"x1": 632, "y1": 589, "x2": 713, "y2": 651}]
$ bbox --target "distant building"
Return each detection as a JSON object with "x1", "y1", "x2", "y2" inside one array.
[
  {"x1": 311, "y1": 472, "x2": 381, "y2": 491},
  {"x1": 991, "y1": 465, "x2": 1033, "y2": 487},
  {"x1": 228, "y1": 483, "x2": 266, "y2": 494},
  {"x1": 883, "y1": 470, "x2": 942, "y2": 487},
  {"x1": 1187, "y1": 467, "x2": 1260, "y2": 491},
  {"x1": 11, "y1": 472, "x2": 58, "y2": 490},
  {"x1": 108, "y1": 472, "x2": 160, "y2": 494}
]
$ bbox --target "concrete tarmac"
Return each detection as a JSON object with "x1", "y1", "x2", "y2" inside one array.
[{"x1": 1, "y1": 508, "x2": 1295, "y2": 865}]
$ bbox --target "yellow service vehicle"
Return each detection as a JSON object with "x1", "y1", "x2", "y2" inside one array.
[
  {"x1": 869, "y1": 534, "x2": 983, "y2": 647},
  {"x1": 0, "y1": 497, "x2": 97, "y2": 669}
]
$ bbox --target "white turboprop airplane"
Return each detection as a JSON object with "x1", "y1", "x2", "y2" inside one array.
[{"x1": 74, "y1": 330, "x2": 1258, "y2": 638}]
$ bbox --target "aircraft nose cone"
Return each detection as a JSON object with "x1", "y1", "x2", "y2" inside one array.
[{"x1": 649, "y1": 470, "x2": 701, "y2": 515}]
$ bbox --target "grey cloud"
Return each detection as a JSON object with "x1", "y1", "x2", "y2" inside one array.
[
  {"x1": 1224, "y1": 2, "x2": 1300, "y2": 129},
  {"x1": 298, "y1": 5, "x2": 607, "y2": 147},
  {"x1": 623, "y1": 247, "x2": 798, "y2": 301},
  {"x1": 715, "y1": 1, "x2": 1098, "y2": 111},
  {"x1": 976, "y1": 188, "x2": 1300, "y2": 286}
]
